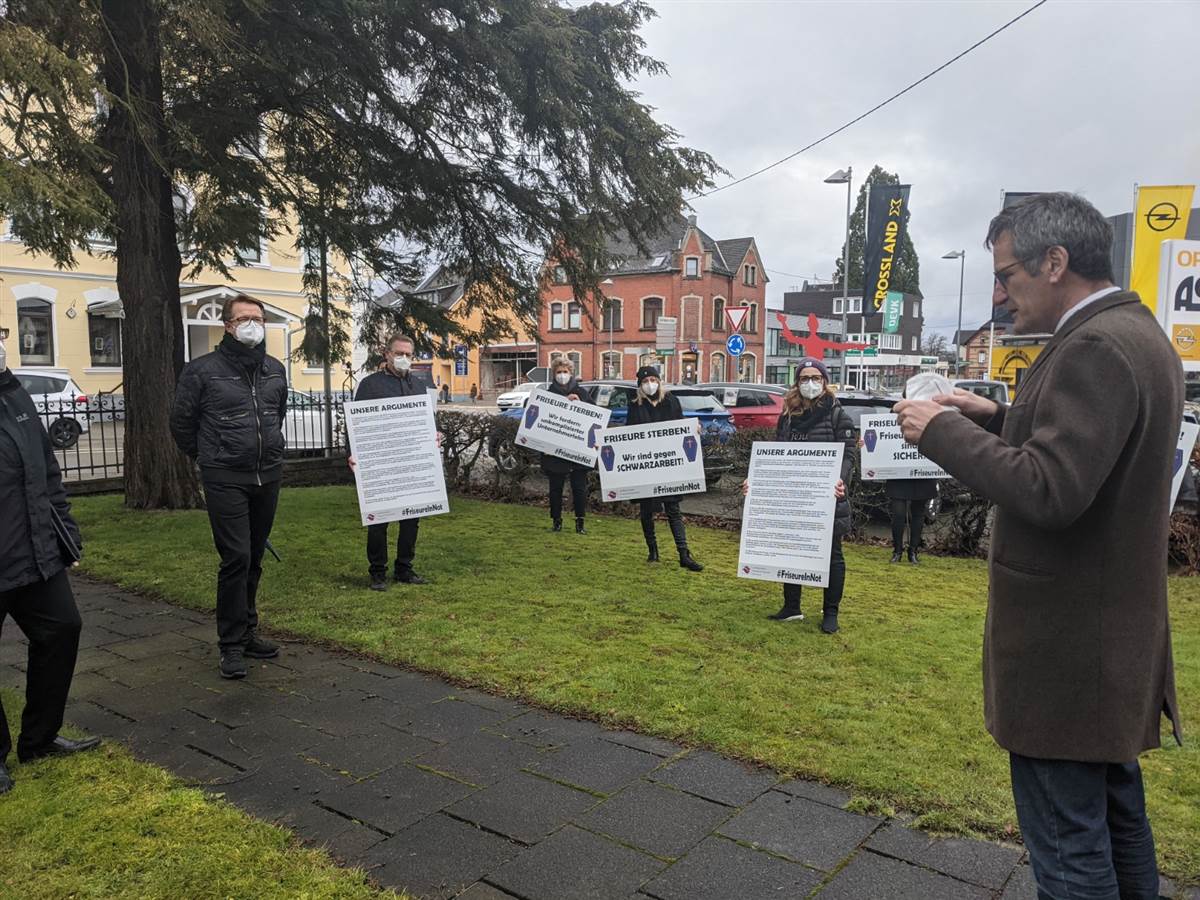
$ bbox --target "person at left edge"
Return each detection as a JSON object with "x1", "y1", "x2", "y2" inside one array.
[
  {"x1": 170, "y1": 295, "x2": 285, "y2": 680},
  {"x1": 626, "y1": 366, "x2": 703, "y2": 572},
  {"x1": 0, "y1": 339, "x2": 101, "y2": 796},
  {"x1": 350, "y1": 333, "x2": 434, "y2": 592}
]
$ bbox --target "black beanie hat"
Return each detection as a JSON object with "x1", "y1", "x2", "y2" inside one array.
[
  {"x1": 796, "y1": 357, "x2": 830, "y2": 382},
  {"x1": 635, "y1": 365, "x2": 660, "y2": 384}
]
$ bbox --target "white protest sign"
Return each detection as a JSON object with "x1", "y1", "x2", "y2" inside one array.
[
  {"x1": 1171, "y1": 418, "x2": 1199, "y2": 513},
  {"x1": 344, "y1": 394, "x2": 449, "y2": 527},
  {"x1": 859, "y1": 414, "x2": 949, "y2": 480},
  {"x1": 515, "y1": 387, "x2": 611, "y2": 466},
  {"x1": 738, "y1": 442, "x2": 842, "y2": 587},
  {"x1": 598, "y1": 419, "x2": 706, "y2": 501}
]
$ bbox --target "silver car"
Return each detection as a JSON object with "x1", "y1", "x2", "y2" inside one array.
[{"x1": 11, "y1": 368, "x2": 92, "y2": 449}]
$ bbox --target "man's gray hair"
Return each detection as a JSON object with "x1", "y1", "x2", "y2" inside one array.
[{"x1": 986, "y1": 192, "x2": 1114, "y2": 282}]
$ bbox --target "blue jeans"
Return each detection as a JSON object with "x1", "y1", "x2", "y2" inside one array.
[{"x1": 1010, "y1": 754, "x2": 1159, "y2": 900}]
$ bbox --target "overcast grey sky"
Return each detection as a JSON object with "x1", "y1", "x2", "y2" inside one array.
[{"x1": 629, "y1": 0, "x2": 1200, "y2": 337}]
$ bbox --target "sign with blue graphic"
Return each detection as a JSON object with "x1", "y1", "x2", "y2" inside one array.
[
  {"x1": 455, "y1": 357, "x2": 468, "y2": 376},
  {"x1": 726, "y1": 334, "x2": 746, "y2": 357}
]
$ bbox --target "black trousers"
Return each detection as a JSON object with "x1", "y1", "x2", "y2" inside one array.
[
  {"x1": 782, "y1": 536, "x2": 845, "y2": 615},
  {"x1": 639, "y1": 498, "x2": 689, "y2": 552},
  {"x1": 203, "y1": 479, "x2": 281, "y2": 651},
  {"x1": 367, "y1": 518, "x2": 420, "y2": 580},
  {"x1": 0, "y1": 569, "x2": 81, "y2": 762},
  {"x1": 548, "y1": 469, "x2": 588, "y2": 520},
  {"x1": 889, "y1": 499, "x2": 926, "y2": 552}
]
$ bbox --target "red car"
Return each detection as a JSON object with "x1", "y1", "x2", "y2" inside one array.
[{"x1": 695, "y1": 382, "x2": 787, "y2": 430}]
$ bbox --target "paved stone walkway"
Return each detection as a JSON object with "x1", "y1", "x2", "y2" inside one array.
[{"x1": 1, "y1": 577, "x2": 1192, "y2": 900}]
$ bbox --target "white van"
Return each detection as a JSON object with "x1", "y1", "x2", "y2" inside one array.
[{"x1": 953, "y1": 379, "x2": 1010, "y2": 405}]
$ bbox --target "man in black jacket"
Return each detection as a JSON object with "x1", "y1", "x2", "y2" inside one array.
[
  {"x1": 170, "y1": 296, "x2": 287, "y2": 679},
  {"x1": 351, "y1": 333, "x2": 434, "y2": 591},
  {"x1": 0, "y1": 343, "x2": 101, "y2": 795}
]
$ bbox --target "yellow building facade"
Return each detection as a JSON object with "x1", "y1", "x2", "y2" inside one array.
[{"x1": 989, "y1": 334, "x2": 1049, "y2": 394}]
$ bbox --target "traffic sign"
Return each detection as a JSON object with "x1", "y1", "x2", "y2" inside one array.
[
  {"x1": 725, "y1": 305, "x2": 750, "y2": 333},
  {"x1": 655, "y1": 316, "x2": 678, "y2": 352},
  {"x1": 726, "y1": 334, "x2": 746, "y2": 357}
]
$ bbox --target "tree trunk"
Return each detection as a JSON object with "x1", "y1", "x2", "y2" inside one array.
[{"x1": 100, "y1": 0, "x2": 202, "y2": 508}]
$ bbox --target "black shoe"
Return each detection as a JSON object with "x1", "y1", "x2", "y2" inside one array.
[
  {"x1": 907, "y1": 548, "x2": 919, "y2": 565},
  {"x1": 768, "y1": 607, "x2": 804, "y2": 622},
  {"x1": 890, "y1": 551, "x2": 903, "y2": 564},
  {"x1": 395, "y1": 571, "x2": 428, "y2": 585},
  {"x1": 679, "y1": 551, "x2": 704, "y2": 572},
  {"x1": 0, "y1": 762, "x2": 12, "y2": 794},
  {"x1": 820, "y1": 614, "x2": 840, "y2": 634},
  {"x1": 552, "y1": 518, "x2": 562, "y2": 532},
  {"x1": 575, "y1": 518, "x2": 587, "y2": 535},
  {"x1": 219, "y1": 647, "x2": 247, "y2": 680},
  {"x1": 647, "y1": 544, "x2": 660, "y2": 563},
  {"x1": 369, "y1": 577, "x2": 389, "y2": 592},
  {"x1": 244, "y1": 631, "x2": 279, "y2": 659},
  {"x1": 17, "y1": 735, "x2": 102, "y2": 764}
]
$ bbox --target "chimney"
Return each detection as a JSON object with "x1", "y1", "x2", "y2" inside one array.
[{"x1": 687, "y1": 214, "x2": 697, "y2": 227}]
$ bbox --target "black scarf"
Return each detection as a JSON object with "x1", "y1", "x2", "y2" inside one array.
[
  {"x1": 0, "y1": 369, "x2": 17, "y2": 394},
  {"x1": 219, "y1": 332, "x2": 267, "y2": 370},
  {"x1": 786, "y1": 394, "x2": 833, "y2": 433}
]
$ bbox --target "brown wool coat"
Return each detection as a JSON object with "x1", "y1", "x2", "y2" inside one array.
[{"x1": 920, "y1": 292, "x2": 1183, "y2": 762}]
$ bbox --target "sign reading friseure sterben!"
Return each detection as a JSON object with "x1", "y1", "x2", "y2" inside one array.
[
  {"x1": 344, "y1": 394, "x2": 449, "y2": 527},
  {"x1": 597, "y1": 419, "x2": 706, "y2": 501},
  {"x1": 516, "y1": 388, "x2": 611, "y2": 467},
  {"x1": 738, "y1": 442, "x2": 842, "y2": 587},
  {"x1": 859, "y1": 414, "x2": 949, "y2": 481}
]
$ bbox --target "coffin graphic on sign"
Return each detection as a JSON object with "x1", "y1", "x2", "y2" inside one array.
[
  {"x1": 601, "y1": 445, "x2": 616, "y2": 471},
  {"x1": 588, "y1": 423, "x2": 601, "y2": 449},
  {"x1": 524, "y1": 404, "x2": 540, "y2": 429},
  {"x1": 864, "y1": 429, "x2": 878, "y2": 453},
  {"x1": 683, "y1": 435, "x2": 698, "y2": 462},
  {"x1": 1175, "y1": 448, "x2": 1185, "y2": 476}
]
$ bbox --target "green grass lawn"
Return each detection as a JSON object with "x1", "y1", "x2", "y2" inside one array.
[
  {"x1": 70, "y1": 487, "x2": 1200, "y2": 883},
  {"x1": 0, "y1": 692, "x2": 393, "y2": 899}
]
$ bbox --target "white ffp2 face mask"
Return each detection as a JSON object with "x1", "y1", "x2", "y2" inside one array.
[
  {"x1": 555, "y1": 372, "x2": 571, "y2": 385},
  {"x1": 641, "y1": 381, "x2": 659, "y2": 397},
  {"x1": 234, "y1": 320, "x2": 265, "y2": 347},
  {"x1": 392, "y1": 355, "x2": 412, "y2": 373},
  {"x1": 799, "y1": 381, "x2": 824, "y2": 400}
]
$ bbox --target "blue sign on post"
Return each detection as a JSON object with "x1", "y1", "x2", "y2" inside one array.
[
  {"x1": 726, "y1": 334, "x2": 746, "y2": 357},
  {"x1": 455, "y1": 358, "x2": 468, "y2": 376}
]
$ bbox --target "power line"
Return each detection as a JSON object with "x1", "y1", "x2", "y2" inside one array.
[{"x1": 687, "y1": 0, "x2": 1049, "y2": 201}]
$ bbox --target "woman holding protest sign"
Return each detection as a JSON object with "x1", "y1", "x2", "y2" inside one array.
[
  {"x1": 542, "y1": 357, "x2": 596, "y2": 533},
  {"x1": 743, "y1": 358, "x2": 856, "y2": 632},
  {"x1": 626, "y1": 366, "x2": 704, "y2": 572}
]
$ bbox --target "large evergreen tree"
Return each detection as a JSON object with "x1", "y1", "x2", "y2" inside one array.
[
  {"x1": 833, "y1": 164, "x2": 921, "y2": 296},
  {"x1": 0, "y1": 0, "x2": 717, "y2": 508}
]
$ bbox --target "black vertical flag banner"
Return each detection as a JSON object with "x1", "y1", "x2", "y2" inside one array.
[{"x1": 862, "y1": 184, "x2": 911, "y2": 315}]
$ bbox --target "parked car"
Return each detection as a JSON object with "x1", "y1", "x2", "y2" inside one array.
[
  {"x1": 282, "y1": 389, "x2": 340, "y2": 451},
  {"x1": 832, "y1": 389, "x2": 901, "y2": 436},
  {"x1": 11, "y1": 367, "x2": 91, "y2": 449},
  {"x1": 496, "y1": 381, "x2": 549, "y2": 410},
  {"x1": 695, "y1": 382, "x2": 786, "y2": 430},
  {"x1": 953, "y1": 379, "x2": 1010, "y2": 405}
]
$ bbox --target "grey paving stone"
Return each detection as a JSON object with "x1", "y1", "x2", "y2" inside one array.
[
  {"x1": 579, "y1": 781, "x2": 732, "y2": 859},
  {"x1": 816, "y1": 849, "x2": 993, "y2": 900},
  {"x1": 228, "y1": 714, "x2": 339, "y2": 760},
  {"x1": 867, "y1": 822, "x2": 1023, "y2": 889},
  {"x1": 64, "y1": 669, "x2": 131, "y2": 703},
  {"x1": 489, "y1": 825, "x2": 666, "y2": 900},
  {"x1": 412, "y1": 731, "x2": 540, "y2": 787},
  {"x1": 601, "y1": 730, "x2": 685, "y2": 759},
  {"x1": 183, "y1": 686, "x2": 309, "y2": 729},
  {"x1": 358, "y1": 813, "x2": 521, "y2": 900},
  {"x1": 93, "y1": 655, "x2": 198, "y2": 690},
  {"x1": 90, "y1": 612, "x2": 182, "y2": 638},
  {"x1": 649, "y1": 750, "x2": 779, "y2": 807},
  {"x1": 387, "y1": 698, "x2": 506, "y2": 743},
  {"x1": 71, "y1": 647, "x2": 129, "y2": 674},
  {"x1": 208, "y1": 753, "x2": 349, "y2": 821},
  {"x1": 138, "y1": 742, "x2": 244, "y2": 785},
  {"x1": 306, "y1": 728, "x2": 438, "y2": 780},
  {"x1": 494, "y1": 709, "x2": 607, "y2": 748},
  {"x1": 528, "y1": 739, "x2": 664, "y2": 795},
  {"x1": 319, "y1": 765, "x2": 476, "y2": 835},
  {"x1": 63, "y1": 699, "x2": 136, "y2": 740},
  {"x1": 301, "y1": 694, "x2": 420, "y2": 738},
  {"x1": 451, "y1": 687, "x2": 529, "y2": 717},
  {"x1": 455, "y1": 884, "x2": 521, "y2": 900},
  {"x1": 1000, "y1": 863, "x2": 1036, "y2": 900},
  {"x1": 277, "y1": 801, "x2": 386, "y2": 861},
  {"x1": 367, "y1": 670, "x2": 460, "y2": 707},
  {"x1": 641, "y1": 836, "x2": 823, "y2": 900},
  {"x1": 446, "y1": 772, "x2": 600, "y2": 844},
  {"x1": 718, "y1": 790, "x2": 880, "y2": 871},
  {"x1": 101, "y1": 631, "x2": 200, "y2": 661},
  {"x1": 774, "y1": 778, "x2": 852, "y2": 809}
]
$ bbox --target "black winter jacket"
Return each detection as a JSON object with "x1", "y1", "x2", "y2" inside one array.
[
  {"x1": 170, "y1": 334, "x2": 288, "y2": 485},
  {"x1": 885, "y1": 478, "x2": 938, "y2": 502},
  {"x1": 626, "y1": 391, "x2": 683, "y2": 426},
  {"x1": 354, "y1": 367, "x2": 432, "y2": 401},
  {"x1": 0, "y1": 370, "x2": 82, "y2": 592},
  {"x1": 775, "y1": 395, "x2": 857, "y2": 536},
  {"x1": 539, "y1": 377, "x2": 596, "y2": 475}
]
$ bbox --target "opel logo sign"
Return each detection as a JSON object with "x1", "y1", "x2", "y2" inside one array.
[
  {"x1": 1176, "y1": 328, "x2": 1196, "y2": 351},
  {"x1": 1146, "y1": 202, "x2": 1181, "y2": 233}
]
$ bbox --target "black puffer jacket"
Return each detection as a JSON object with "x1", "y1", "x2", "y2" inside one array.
[
  {"x1": 354, "y1": 367, "x2": 432, "y2": 401},
  {"x1": 626, "y1": 391, "x2": 683, "y2": 426},
  {"x1": 775, "y1": 394, "x2": 857, "y2": 536},
  {"x1": 539, "y1": 377, "x2": 596, "y2": 475},
  {"x1": 170, "y1": 334, "x2": 288, "y2": 485},
  {"x1": 0, "y1": 369, "x2": 82, "y2": 592}
]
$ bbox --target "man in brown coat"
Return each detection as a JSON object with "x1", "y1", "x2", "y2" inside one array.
[{"x1": 896, "y1": 193, "x2": 1182, "y2": 900}]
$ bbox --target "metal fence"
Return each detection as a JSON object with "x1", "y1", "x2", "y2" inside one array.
[{"x1": 27, "y1": 390, "x2": 351, "y2": 482}]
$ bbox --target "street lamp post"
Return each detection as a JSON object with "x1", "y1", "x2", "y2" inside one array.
[
  {"x1": 942, "y1": 249, "x2": 965, "y2": 376},
  {"x1": 825, "y1": 167, "x2": 852, "y2": 388},
  {"x1": 601, "y1": 277, "x2": 615, "y2": 377}
]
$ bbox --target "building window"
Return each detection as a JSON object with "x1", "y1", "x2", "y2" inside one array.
[
  {"x1": 832, "y1": 297, "x2": 843, "y2": 315},
  {"x1": 712, "y1": 297, "x2": 725, "y2": 331},
  {"x1": 550, "y1": 302, "x2": 564, "y2": 330},
  {"x1": 738, "y1": 352, "x2": 757, "y2": 382},
  {"x1": 710, "y1": 351, "x2": 726, "y2": 382},
  {"x1": 235, "y1": 208, "x2": 264, "y2": 265},
  {"x1": 685, "y1": 257, "x2": 700, "y2": 278},
  {"x1": 913, "y1": 300, "x2": 921, "y2": 318},
  {"x1": 978, "y1": 351, "x2": 986, "y2": 364},
  {"x1": 746, "y1": 302, "x2": 758, "y2": 334},
  {"x1": 911, "y1": 335, "x2": 918, "y2": 351},
  {"x1": 567, "y1": 301, "x2": 582, "y2": 330},
  {"x1": 880, "y1": 333, "x2": 901, "y2": 351},
  {"x1": 552, "y1": 265, "x2": 568, "y2": 285},
  {"x1": 567, "y1": 351, "x2": 582, "y2": 374},
  {"x1": 88, "y1": 315, "x2": 122, "y2": 366},
  {"x1": 849, "y1": 297, "x2": 862, "y2": 313},
  {"x1": 16, "y1": 298, "x2": 54, "y2": 365},
  {"x1": 602, "y1": 350, "x2": 622, "y2": 378},
  {"x1": 743, "y1": 264, "x2": 757, "y2": 286},
  {"x1": 642, "y1": 297, "x2": 663, "y2": 329},
  {"x1": 602, "y1": 298, "x2": 622, "y2": 332}
]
